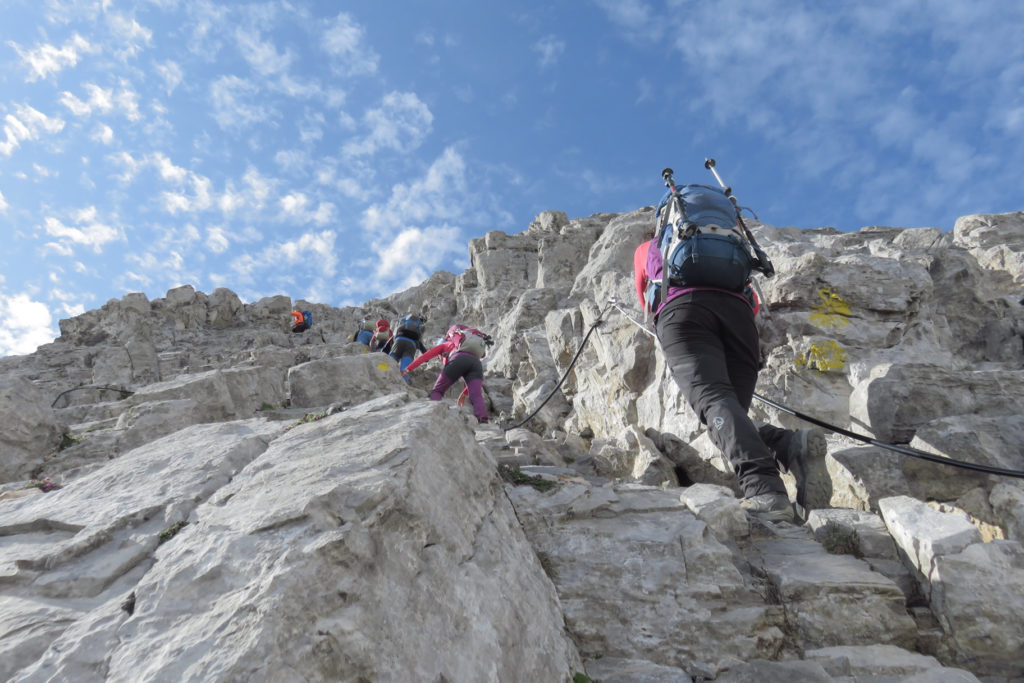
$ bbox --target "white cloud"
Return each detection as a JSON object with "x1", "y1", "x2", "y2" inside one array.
[
  {"x1": 321, "y1": 13, "x2": 379, "y2": 76},
  {"x1": 40, "y1": 208, "x2": 122, "y2": 253},
  {"x1": 374, "y1": 225, "x2": 461, "y2": 283},
  {"x1": 280, "y1": 192, "x2": 309, "y2": 215},
  {"x1": 115, "y1": 80, "x2": 142, "y2": 121},
  {"x1": 299, "y1": 111, "x2": 325, "y2": 143},
  {"x1": 1000, "y1": 106, "x2": 1024, "y2": 135},
  {"x1": 281, "y1": 231, "x2": 337, "y2": 275},
  {"x1": 343, "y1": 91, "x2": 433, "y2": 158},
  {"x1": 311, "y1": 202, "x2": 335, "y2": 226},
  {"x1": 0, "y1": 105, "x2": 66, "y2": 157},
  {"x1": 41, "y1": 240, "x2": 74, "y2": 256},
  {"x1": 61, "y1": 302, "x2": 86, "y2": 318},
  {"x1": 60, "y1": 93, "x2": 90, "y2": 117},
  {"x1": 60, "y1": 83, "x2": 116, "y2": 117},
  {"x1": 152, "y1": 152, "x2": 188, "y2": 184},
  {"x1": 236, "y1": 27, "x2": 292, "y2": 76},
  {"x1": 244, "y1": 167, "x2": 274, "y2": 207},
  {"x1": 0, "y1": 293, "x2": 56, "y2": 357},
  {"x1": 591, "y1": 0, "x2": 658, "y2": 42},
  {"x1": 109, "y1": 150, "x2": 142, "y2": 182},
  {"x1": 361, "y1": 147, "x2": 476, "y2": 288},
  {"x1": 0, "y1": 190, "x2": 8, "y2": 212},
  {"x1": 217, "y1": 167, "x2": 278, "y2": 216},
  {"x1": 160, "y1": 190, "x2": 191, "y2": 213},
  {"x1": 278, "y1": 192, "x2": 336, "y2": 226},
  {"x1": 206, "y1": 226, "x2": 230, "y2": 253},
  {"x1": 219, "y1": 187, "x2": 245, "y2": 214},
  {"x1": 362, "y1": 147, "x2": 468, "y2": 233},
  {"x1": 274, "y1": 149, "x2": 309, "y2": 173},
  {"x1": 156, "y1": 61, "x2": 184, "y2": 95},
  {"x1": 108, "y1": 13, "x2": 153, "y2": 59},
  {"x1": 228, "y1": 229, "x2": 338, "y2": 286},
  {"x1": 533, "y1": 35, "x2": 565, "y2": 69},
  {"x1": 92, "y1": 124, "x2": 114, "y2": 144},
  {"x1": 124, "y1": 270, "x2": 152, "y2": 287},
  {"x1": 9, "y1": 33, "x2": 97, "y2": 81},
  {"x1": 210, "y1": 75, "x2": 274, "y2": 129}
]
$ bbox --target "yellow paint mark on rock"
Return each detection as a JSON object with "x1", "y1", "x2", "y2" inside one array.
[
  {"x1": 809, "y1": 288, "x2": 851, "y2": 329},
  {"x1": 795, "y1": 340, "x2": 847, "y2": 373},
  {"x1": 377, "y1": 362, "x2": 391, "y2": 371}
]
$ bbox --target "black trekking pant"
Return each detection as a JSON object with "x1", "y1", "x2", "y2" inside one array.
[{"x1": 656, "y1": 291, "x2": 786, "y2": 498}]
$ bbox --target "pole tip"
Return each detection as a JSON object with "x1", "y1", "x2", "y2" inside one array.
[
  {"x1": 704, "y1": 158, "x2": 715, "y2": 169},
  {"x1": 661, "y1": 167, "x2": 674, "y2": 180}
]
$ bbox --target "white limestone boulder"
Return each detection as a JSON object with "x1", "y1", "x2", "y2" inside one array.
[
  {"x1": 0, "y1": 376, "x2": 62, "y2": 483},
  {"x1": 286, "y1": 353, "x2": 407, "y2": 409},
  {"x1": 953, "y1": 211, "x2": 1024, "y2": 284},
  {"x1": 9, "y1": 398, "x2": 582, "y2": 681}
]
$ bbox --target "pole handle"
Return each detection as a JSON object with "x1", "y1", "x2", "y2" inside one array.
[{"x1": 661, "y1": 167, "x2": 678, "y2": 194}]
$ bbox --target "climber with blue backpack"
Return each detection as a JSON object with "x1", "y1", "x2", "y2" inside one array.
[
  {"x1": 382, "y1": 312, "x2": 429, "y2": 373},
  {"x1": 637, "y1": 160, "x2": 824, "y2": 523},
  {"x1": 351, "y1": 315, "x2": 376, "y2": 346},
  {"x1": 291, "y1": 310, "x2": 313, "y2": 333},
  {"x1": 402, "y1": 323, "x2": 494, "y2": 423}
]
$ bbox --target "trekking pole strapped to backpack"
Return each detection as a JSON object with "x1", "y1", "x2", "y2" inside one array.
[
  {"x1": 657, "y1": 167, "x2": 685, "y2": 306},
  {"x1": 655, "y1": 166, "x2": 760, "y2": 306},
  {"x1": 703, "y1": 158, "x2": 775, "y2": 278}
]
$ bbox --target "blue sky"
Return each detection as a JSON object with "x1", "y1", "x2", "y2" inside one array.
[{"x1": 2, "y1": 0, "x2": 1022, "y2": 357}]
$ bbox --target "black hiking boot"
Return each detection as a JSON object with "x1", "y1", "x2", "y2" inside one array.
[{"x1": 740, "y1": 493, "x2": 794, "y2": 523}]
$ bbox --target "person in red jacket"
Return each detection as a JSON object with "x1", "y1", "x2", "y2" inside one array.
[
  {"x1": 403, "y1": 325, "x2": 491, "y2": 423},
  {"x1": 370, "y1": 319, "x2": 391, "y2": 352}
]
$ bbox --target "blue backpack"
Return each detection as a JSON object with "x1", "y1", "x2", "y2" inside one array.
[
  {"x1": 302, "y1": 310, "x2": 313, "y2": 327},
  {"x1": 656, "y1": 184, "x2": 755, "y2": 293},
  {"x1": 397, "y1": 314, "x2": 425, "y2": 337}
]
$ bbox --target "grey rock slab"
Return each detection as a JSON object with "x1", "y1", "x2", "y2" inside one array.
[
  {"x1": 0, "y1": 597, "x2": 81, "y2": 682},
  {"x1": 929, "y1": 540, "x2": 1024, "y2": 678},
  {"x1": 286, "y1": 353, "x2": 408, "y2": 409},
  {"x1": 805, "y1": 644, "x2": 981, "y2": 682},
  {"x1": 806, "y1": 508, "x2": 900, "y2": 559},
  {"x1": 0, "y1": 376, "x2": 63, "y2": 483},
  {"x1": 751, "y1": 532, "x2": 917, "y2": 649},
  {"x1": 0, "y1": 419, "x2": 279, "y2": 593},
  {"x1": 679, "y1": 483, "x2": 751, "y2": 540},
  {"x1": 12, "y1": 400, "x2": 582, "y2": 682},
  {"x1": 583, "y1": 656, "x2": 693, "y2": 682},
  {"x1": 877, "y1": 496, "x2": 982, "y2": 579},
  {"x1": 713, "y1": 658, "x2": 833, "y2": 682},
  {"x1": 953, "y1": 211, "x2": 1024, "y2": 284},
  {"x1": 510, "y1": 483, "x2": 786, "y2": 673}
]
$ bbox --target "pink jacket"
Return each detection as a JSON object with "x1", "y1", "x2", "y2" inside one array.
[{"x1": 403, "y1": 340, "x2": 457, "y2": 373}]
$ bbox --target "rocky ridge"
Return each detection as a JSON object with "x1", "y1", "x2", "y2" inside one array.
[{"x1": 1, "y1": 208, "x2": 1023, "y2": 681}]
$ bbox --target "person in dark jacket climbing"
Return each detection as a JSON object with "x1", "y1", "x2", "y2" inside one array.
[
  {"x1": 403, "y1": 324, "x2": 492, "y2": 423},
  {"x1": 635, "y1": 187, "x2": 825, "y2": 523},
  {"x1": 383, "y1": 313, "x2": 429, "y2": 373}
]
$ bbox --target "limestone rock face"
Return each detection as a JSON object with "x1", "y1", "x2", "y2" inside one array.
[
  {"x1": 0, "y1": 376, "x2": 62, "y2": 481},
  {"x1": 2, "y1": 207, "x2": 1023, "y2": 681},
  {"x1": 954, "y1": 210, "x2": 1024, "y2": 284}
]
